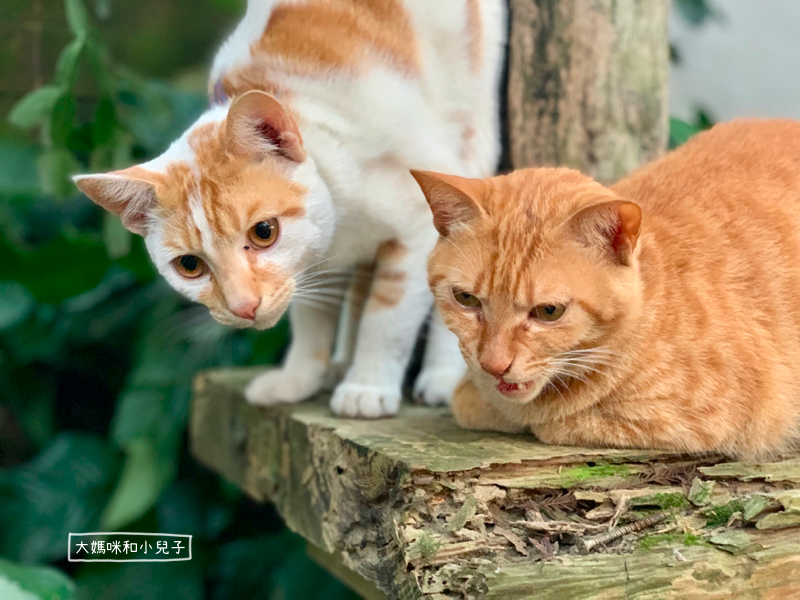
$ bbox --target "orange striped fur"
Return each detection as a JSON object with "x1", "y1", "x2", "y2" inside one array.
[{"x1": 417, "y1": 120, "x2": 800, "y2": 459}]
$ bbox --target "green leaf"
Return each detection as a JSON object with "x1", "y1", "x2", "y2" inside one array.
[
  {"x1": 213, "y1": 534, "x2": 359, "y2": 600},
  {"x1": 83, "y1": 39, "x2": 113, "y2": 96},
  {"x1": 91, "y1": 98, "x2": 116, "y2": 147},
  {"x1": 0, "y1": 140, "x2": 41, "y2": 196},
  {"x1": 669, "y1": 117, "x2": 702, "y2": 150},
  {"x1": 674, "y1": 0, "x2": 720, "y2": 26},
  {"x1": 114, "y1": 77, "x2": 205, "y2": 154},
  {"x1": 0, "y1": 559, "x2": 75, "y2": 600},
  {"x1": 54, "y1": 38, "x2": 86, "y2": 88},
  {"x1": 8, "y1": 86, "x2": 64, "y2": 129},
  {"x1": 0, "y1": 433, "x2": 121, "y2": 563},
  {"x1": 65, "y1": 0, "x2": 90, "y2": 37},
  {"x1": 51, "y1": 93, "x2": 77, "y2": 148},
  {"x1": 0, "y1": 281, "x2": 36, "y2": 331},
  {"x1": 156, "y1": 479, "x2": 233, "y2": 541},
  {"x1": 102, "y1": 213, "x2": 131, "y2": 259},
  {"x1": 37, "y1": 148, "x2": 80, "y2": 199},
  {"x1": 75, "y1": 561, "x2": 202, "y2": 600},
  {"x1": 99, "y1": 438, "x2": 177, "y2": 531},
  {"x1": 0, "y1": 235, "x2": 110, "y2": 304},
  {"x1": 94, "y1": 0, "x2": 112, "y2": 20}
]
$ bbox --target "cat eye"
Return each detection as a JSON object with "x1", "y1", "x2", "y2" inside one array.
[
  {"x1": 532, "y1": 303, "x2": 567, "y2": 322},
  {"x1": 248, "y1": 218, "x2": 280, "y2": 248},
  {"x1": 173, "y1": 255, "x2": 207, "y2": 279},
  {"x1": 453, "y1": 289, "x2": 481, "y2": 309}
]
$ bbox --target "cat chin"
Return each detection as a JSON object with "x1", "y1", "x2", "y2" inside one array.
[
  {"x1": 505, "y1": 377, "x2": 563, "y2": 406},
  {"x1": 252, "y1": 313, "x2": 285, "y2": 331},
  {"x1": 475, "y1": 374, "x2": 548, "y2": 406}
]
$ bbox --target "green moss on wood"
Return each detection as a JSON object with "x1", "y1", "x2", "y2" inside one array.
[
  {"x1": 637, "y1": 532, "x2": 706, "y2": 552},
  {"x1": 559, "y1": 463, "x2": 631, "y2": 487},
  {"x1": 704, "y1": 500, "x2": 746, "y2": 528},
  {"x1": 416, "y1": 532, "x2": 441, "y2": 560},
  {"x1": 632, "y1": 492, "x2": 690, "y2": 510}
]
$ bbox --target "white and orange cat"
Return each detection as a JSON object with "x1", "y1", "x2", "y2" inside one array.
[
  {"x1": 414, "y1": 120, "x2": 800, "y2": 459},
  {"x1": 74, "y1": 0, "x2": 506, "y2": 417}
]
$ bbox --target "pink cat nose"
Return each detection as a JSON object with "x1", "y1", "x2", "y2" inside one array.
[
  {"x1": 480, "y1": 357, "x2": 513, "y2": 379},
  {"x1": 230, "y1": 299, "x2": 261, "y2": 320}
]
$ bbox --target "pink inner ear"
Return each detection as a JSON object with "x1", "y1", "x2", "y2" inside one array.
[
  {"x1": 610, "y1": 219, "x2": 630, "y2": 259},
  {"x1": 226, "y1": 91, "x2": 306, "y2": 162},
  {"x1": 606, "y1": 202, "x2": 641, "y2": 264},
  {"x1": 256, "y1": 121, "x2": 282, "y2": 145},
  {"x1": 569, "y1": 200, "x2": 641, "y2": 266}
]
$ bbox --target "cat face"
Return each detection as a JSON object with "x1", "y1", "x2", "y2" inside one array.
[
  {"x1": 75, "y1": 91, "x2": 334, "y2": 329},
  {"x1": 413, "y1": 168, "x2": 643, "y2": 404}
]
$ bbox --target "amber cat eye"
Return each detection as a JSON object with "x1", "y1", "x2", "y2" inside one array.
[
  {"x1": 248, "y1": 217, "x2": 280, "y2": 248},
  {"x1": 532, "y1": 303, "x2": 567, "y2": 322},
  {"x1": 173, "y1": 255, "x2": 207, "y2": 279},
  {"x1": 453, "y1": 289, "x2": 481, "y2": 308}
]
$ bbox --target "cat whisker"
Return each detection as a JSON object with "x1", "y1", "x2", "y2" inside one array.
[
  {"x1": 556, "y1": 356, "x2": 617, "y2": 369},
  {"x1": 540, "y1": 369, "x2": 568, "y2": 402},
  {"x1": 547, "y1": 366, "x2": 590, "y2": 384},
  {"x1": 551, "y1": 359, "x2": 607, "y2": 377}
]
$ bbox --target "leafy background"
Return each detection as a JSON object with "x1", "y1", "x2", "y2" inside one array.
[{"x1": 0, "y1": 0, "x2": 713, "y2": 598}]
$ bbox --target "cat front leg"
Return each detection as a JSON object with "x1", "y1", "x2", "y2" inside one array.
[
  {"x1": 245, "y1": 301, "x2": 338, "y2": 406},
  {"x1": 413, "y1": 310, "x2": 466, "y2": 406},
  {"x1": 330, "y1": 240, "x2": 432, "y2": 418},
  {"x1": 325, "y1": 263, "x2": 373, "y2": 386}
]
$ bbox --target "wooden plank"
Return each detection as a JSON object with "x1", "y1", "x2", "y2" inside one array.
[{"x1": 191, "y1": 369, "x2": 800, "y2": 599}]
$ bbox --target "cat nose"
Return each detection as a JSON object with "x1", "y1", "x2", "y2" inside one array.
[
  {"x1": 480, "y1": 356, "x2": 513, "y2": 379},
  {"x1": 230, "y1": 298, "x2": 261, "y2": 320}
]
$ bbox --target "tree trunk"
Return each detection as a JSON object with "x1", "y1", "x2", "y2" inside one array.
[
  {"x1": 191, "y1": 370, "x2": 800, "y2": 599},
  {"x1": 507, "y1": 0, "x2": 670, "y2": 182}
]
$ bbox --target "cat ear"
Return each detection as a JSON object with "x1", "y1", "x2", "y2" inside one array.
[
  {"x1": 410, "y1": 170, "x2": 485, "y2": 236},
  {"x1": 226, "y1": 90, "x2": 306, "y2": 162},
  {"x1": 73, "y1": 169, "x2": 160, "y2": 235},
  {"x1": 567, "y1": 200, "x2": 642, "y2": 265}
]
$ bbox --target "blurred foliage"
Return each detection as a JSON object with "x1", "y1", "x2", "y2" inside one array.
[
  {"x1": 670, "y1": 0, "x2": 724, "y2": 66},
  {"x1": 0, "y1": 0, "x2": 356, "y2": 598},
  {"x1": 669, "y1": 0, "x2": 717, "y2": 144},
  {"x1": 669, "y1": 110, "x2": 715, "y2": 150},
  {"x1": 673, "y1": 0, "x2": 723, "y2": 27}
]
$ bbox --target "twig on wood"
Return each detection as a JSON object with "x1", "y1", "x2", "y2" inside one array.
[
  {"x1": 609, "y1": 494, "x2": 628, "y2": 530},
  {"x1": 577, "y1": 512, "x2": 668, "y2": 555}
]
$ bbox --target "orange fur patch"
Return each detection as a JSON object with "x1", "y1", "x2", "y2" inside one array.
[
  {"x1": 252, "y1": 0, "x2": 420, "y2": 79},
  {"x1": 150, "y1": 121, "x2": 308, "y2": 244},
  {"x1": 366, "y1": 238, "x2": 408, "y2": 310},
  {"x1": 427, "y1": 120, "x2": 800, "y2": 460},
  {"x1": 466, "y1": 0, "x2": 483, "y2": 73}
]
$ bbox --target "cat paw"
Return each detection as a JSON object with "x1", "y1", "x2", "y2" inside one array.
[
  {"x1": 245, "y1": 366, "x2": 325, "y2": 406},
  {"x1": 330, "y1": 382, "x2": 401, "y2": 418},
  {"x1": 413, "y1": 367, "x2": 464, "y2": 407}
]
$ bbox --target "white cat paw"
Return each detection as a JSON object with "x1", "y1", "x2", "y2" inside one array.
[
  {"x1": 330, "y1": 382, "x2": 401, "y2": 418},
  {"x1": 413, "y1": 367, "x2": 464, "y2": 407},
  {"x1": 245, "y1": 367, "x2": 325, "y2": 406}
]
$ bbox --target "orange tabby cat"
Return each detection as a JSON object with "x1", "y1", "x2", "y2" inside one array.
[{"x1": 412, "y1": 120, "x2": 800, "y2": 460}]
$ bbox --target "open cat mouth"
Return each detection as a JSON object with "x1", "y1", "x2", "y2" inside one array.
[
  {"x1": 495, "y1": 374, "x2": 575, "y2": 402},
  {"x1": 495, "y1": 379, "x2": 535, "y2": 397}
]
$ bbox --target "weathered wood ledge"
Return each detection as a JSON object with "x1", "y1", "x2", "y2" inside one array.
[{"x1": 190, "y1": 369, "x2": 800, "y2": 599}]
